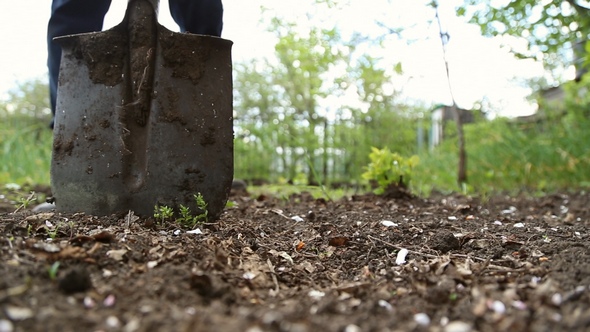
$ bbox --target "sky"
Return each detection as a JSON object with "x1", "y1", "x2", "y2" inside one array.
[{"x1": 0, "y1": 0, "x2": 552, "y2": 117}]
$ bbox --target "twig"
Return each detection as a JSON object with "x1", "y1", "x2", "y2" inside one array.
[
  {"x1": 267, "y1": 259, "x2": 280, "y2": 295},
  {"x1": 367, "y1": 235, "x2": 525, "y2": 272},
  {"x1": 367, "y1": 235, "x2": 439, "y2": 259},
  {"x1": 13, "y1": 192, "x2": 36, "y2": 214}
]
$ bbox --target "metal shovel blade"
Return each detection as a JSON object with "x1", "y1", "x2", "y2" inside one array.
[{"x1": 51, "y1": 0, "x2": 233, "y2": 219}]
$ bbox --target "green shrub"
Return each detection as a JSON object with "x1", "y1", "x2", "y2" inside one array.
[{"x1": 362, "y1": 147, "x2": 419, "y2": 194}]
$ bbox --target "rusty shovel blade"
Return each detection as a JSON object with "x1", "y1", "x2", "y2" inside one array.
[{"x1": 51, "y1": 0, "x2": 233, "y2": 219}]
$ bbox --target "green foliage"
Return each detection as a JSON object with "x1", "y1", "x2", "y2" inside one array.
[
  {"x1": 233, "y1": 13, "x2": 421, "y2": 186},
  {"x1": 154, "y1": 193, "x2": 209, "y2": 228},
  {"x1": 362, "y1": 147, "x2": 419, "y2": 194},
  {"x1": 0, "y1": 78, "x2": 52, "y2": 185},
  {"x1": 47, "y1": 262, "x2": 60, "y2": 280},
  {"x1": 177, "y1": 193, "x2": 209, "y2": 228},
  {"x1": 47, "y1": 223, "x2": 60, "y2": 240},
  {"x1": 13, "y1": 191, "x2": 38, "y2": 213},
  {"x1": 459, "y1": 0, "x2": 590, "y2": 74},
  {"x1": 414, "y1": 103, "x2": 590, "y2": 195},
  {"x1": 153, "y1": 205, "x2": 173, "y2": 224}
]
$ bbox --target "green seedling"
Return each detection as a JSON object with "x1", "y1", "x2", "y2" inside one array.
[
  {"x1": 48, "y1": 261, "x2": 60, "y2": 280},
  {"x1": 193, "y1": 193, "x2": 208, "y2": 223},
  {"x1": 177, "y1": 193, "x2": 209, "y2": 227},
  {"x1": 47, "y1": 223, "x2": 60, "y2": 240},
  {"x1": 153, "y1": 205, "x2": 174, "y2": 224},
  {"x1": 154, "y1": 193, "x2": 209, "y2": 227},
  {"x1": 13, "y1": 191, "x2": 37, "y2": 213},
  {"x1": 176, "y1": 204, "x2": 195, "y2": 228},
  {"x1": 362, "y1": 147, "x2": 419, "y2": 195}
]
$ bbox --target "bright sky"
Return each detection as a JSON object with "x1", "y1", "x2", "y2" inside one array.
[{"x1": 0, "y1": 0, "x2": 549, "y2": 117}]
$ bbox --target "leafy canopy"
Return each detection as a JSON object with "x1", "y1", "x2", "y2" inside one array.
[{"x1": 459, "y1": 0, "x2": 590, "y2": 75}]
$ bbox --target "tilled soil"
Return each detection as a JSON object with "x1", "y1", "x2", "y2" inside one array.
[{"x1": 1, "y1": 190, "x2": 589, "y2": 332}]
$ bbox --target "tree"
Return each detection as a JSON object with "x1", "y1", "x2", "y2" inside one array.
[
  {"x1": 459, "y1": 0, "x2": 590, "y2": 77},
  {"x1": 233, "y1": 17, "x2": 357, "y2": 184},
  {"x1": 1, "y1": 78, "x2": 52, "y2": 125},
  {"x1": 232, "y1": 1, "x2": 424, "y2": 185}
]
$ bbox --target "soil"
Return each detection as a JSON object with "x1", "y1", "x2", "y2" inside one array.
[{"x1": 1, "y1": 188, "x2": 589, "y2": 332}]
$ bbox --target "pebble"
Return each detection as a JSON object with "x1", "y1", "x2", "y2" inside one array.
[
  {"x1": 443, "y1": 321, "x2": 472, "y2": 332},
  {"x1": 414, "y1": 313, "x2": 430, "y2": 326},
  {"x1": 343, "y1": 325, "x2": 361, "y2": 332},
  {"x1": 4, "y1": 306, "x2": 33, "y2": 321},
  {"x1": 0, "y1": 319, "x2": 14, "y2": 332}
]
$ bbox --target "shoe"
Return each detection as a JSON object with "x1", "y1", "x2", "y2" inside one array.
[{"x1": 32, "y1": 202, "x2": 56, "y2": 213}]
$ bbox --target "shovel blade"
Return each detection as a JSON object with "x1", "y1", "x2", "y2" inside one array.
[{"x1": 51, "y1": 18, "x2": 233, "y2": 219}]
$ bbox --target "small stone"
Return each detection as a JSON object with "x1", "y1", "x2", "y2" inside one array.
[
  {"x1": 444, "y1": 321, "x2": 472, "y2": 332},
  {"x1": 106, "y1": 315, "x2": 120, "y2": 328},
  {"x1": 381, "y1": 220, "x2": 397, "y2": 227},
  {"x1": 414, "y1": 312, "x2": 430, "y2": 326},
  {"x1": 0, "y1": 319, "x2": 14, "y2": 332},
  {"x1": 4, "y1": 306, "x2": 33, "y2": 321},
  {"x1": 344, "y1": 324, "x2": 362, "y2": 332}
]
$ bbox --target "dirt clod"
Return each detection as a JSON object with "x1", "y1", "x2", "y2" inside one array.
[{"x1": 430, "y1": 230, "x2": 461, "y2": 253}]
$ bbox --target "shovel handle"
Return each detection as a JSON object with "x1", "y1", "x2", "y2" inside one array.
[{"x1": 130, "y1": 0, "x2": 160, "y2": 13}]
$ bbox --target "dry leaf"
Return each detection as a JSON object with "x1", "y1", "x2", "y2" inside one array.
[{"x1": 106, "y1": 249, "x2": 127, "y2": 261}]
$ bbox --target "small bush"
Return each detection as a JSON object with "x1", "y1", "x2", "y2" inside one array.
[{"x1": 362, "y1": 147, "x2": 419, "y2": 195}]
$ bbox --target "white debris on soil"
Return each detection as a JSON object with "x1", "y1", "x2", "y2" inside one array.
[
  {"x1": 396, "y1": 248, "x2": 409, "y2": 265},
  {"x1": 308, "y1": 290, "x2": 325, "y2": 300},
  {"x1": 414, "y1": 312, "x2": 430, "y2": 326},
  {"x1": 4, "y1": 306, "x2": 33, "y2": 321},
  {"x1": 106, "y1": 249, "x2": 127, "y2": 261},
  {"x1": 0, "y1": 319, "x2": 14, "y2": 332},
  {"x1": 291, "y1": 215, "x2": 304, "y2": 222},
  {"x1": 443, "y1": 321, "x2": 472, "y2": 332},
  {"x1": 380, "y1": 220, "x2": 397, "y2": 227}
]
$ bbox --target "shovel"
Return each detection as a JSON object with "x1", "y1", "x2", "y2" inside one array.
[{"x1": 50, "y1": 0, "x2": 233, "y2": 220}]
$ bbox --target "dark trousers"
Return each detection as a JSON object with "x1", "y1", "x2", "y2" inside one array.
[{"x1": 47, "y1": 0, "x2": 223, "y2": 127}]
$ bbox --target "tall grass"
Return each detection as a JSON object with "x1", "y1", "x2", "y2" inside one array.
[
  {"x1": 2, "y1": 77, "x2": 589, "y2": 196},
  {"x1": 0, "y1": 118, "x2": 52, "y2": 185},
  {"x1": 1, "y1": 78, "x2": 53, "y2": 186},
  {"x1": 413, "y1": 96, "x2": 590, "y2": 196}
]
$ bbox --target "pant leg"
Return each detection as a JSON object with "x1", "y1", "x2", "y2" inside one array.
[
  {"x1": 168, "y1": 0, "x2": 223, "y2": 36},
  {"x1": 47, "y1": 0, "x2": 112, "y2": 127}
]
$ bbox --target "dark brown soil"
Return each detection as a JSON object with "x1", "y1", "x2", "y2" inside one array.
[{"x1": 1, "y1": 189, "x2": 589, "y2": 331}]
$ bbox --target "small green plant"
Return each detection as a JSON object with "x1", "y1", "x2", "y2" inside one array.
[
  {"x1": 13, "y1": 191, "x2": 37, "y2": 213},
  {"x1": 155, "y1": 193, "x2": 209, "y2": 228},
  {"x1": 177, "y1": 193, "x2": 209, "y2": 228},
  {"x1": 153, "y1": 205, "x2": 174, "y2": 224},
  {"x1": 47, "y1": 223, "x2": 60, "y2": 240},
  {"x1": 362, "y1": 147, "x2": 419, "y2": 195},
  {"x1": 449, "y1": 292, "x2": 458, "y2": 301},
  {"x1": 48, "y1": 261, "x2": 60, "y2": 280}
]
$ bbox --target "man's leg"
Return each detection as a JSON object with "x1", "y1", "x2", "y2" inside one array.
[
  {"x1": 169, "y1": 0, "x2": 223, "y2": 36},
  {"x1": 47, "y1": 0, "x2": 112, "y2": 127}
]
